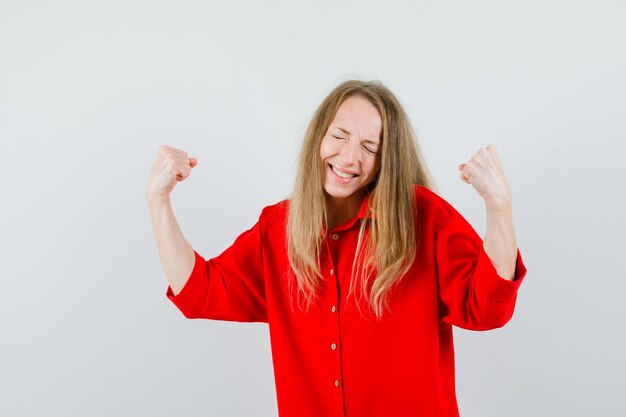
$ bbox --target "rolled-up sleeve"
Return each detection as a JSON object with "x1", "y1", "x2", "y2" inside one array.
[
  {"x1": 433, "y1": 196, "x2": 527, "y2": 331},
  {"x1": 166, "y1": 212, "x2": 267, "y2": 323}
]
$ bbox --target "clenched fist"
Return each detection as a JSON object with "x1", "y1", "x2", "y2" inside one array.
[
  {"x1": 458, "y1": 144, "x2": 512, "y2": 209},
  {"x1": 147, "y1": 145, "x2": 198, "y2": 201}
]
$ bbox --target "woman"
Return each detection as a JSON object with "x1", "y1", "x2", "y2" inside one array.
[{"x1": 147, "y1": 80, "x2": 527, "y2": 417}]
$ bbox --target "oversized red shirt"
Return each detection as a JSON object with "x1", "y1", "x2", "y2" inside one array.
[{"x1": 166, "y1": 185, "x2": 527, "y2": 417}]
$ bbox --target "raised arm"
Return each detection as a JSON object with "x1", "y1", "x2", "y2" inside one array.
[
  {"x1": 459, "y1": 144, "x2": 518, "y2": 280},
  {"x1": 146, "y1": 145, "x2": 199, "y2": 295}
]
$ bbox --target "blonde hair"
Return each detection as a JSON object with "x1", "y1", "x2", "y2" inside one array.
[{"x1": 287, "y1": 80, "x2": 435, "y2": 319}]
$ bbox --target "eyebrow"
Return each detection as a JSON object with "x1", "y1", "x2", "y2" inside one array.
[{"x1": 333, "y1": 126, "x2": 380, "y2": 145}]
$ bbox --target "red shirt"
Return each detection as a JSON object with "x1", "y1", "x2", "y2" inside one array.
[{"x1": 166, "y1": 185, "x2": 527, "y2": 417}]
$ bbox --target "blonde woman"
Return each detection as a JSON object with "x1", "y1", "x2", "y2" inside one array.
[{"x1": 147, "y1": 80, "x2": 527, "y2": 417}]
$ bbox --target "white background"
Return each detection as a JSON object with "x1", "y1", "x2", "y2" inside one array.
[{"x1": 1, "y1": 0, "x2": 624, "y2": 416}]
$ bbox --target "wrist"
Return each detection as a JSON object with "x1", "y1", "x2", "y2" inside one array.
[
  {"x1": 484, "y1": 194, "x2": 512, "y2": 213},
  {"x1": 147, "y1": 192, "x2": 171, "y2": 210}
]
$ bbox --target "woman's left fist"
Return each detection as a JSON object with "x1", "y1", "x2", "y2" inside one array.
[{"x1": 458, "y1": 144, "x2": 512, "y2": 209}]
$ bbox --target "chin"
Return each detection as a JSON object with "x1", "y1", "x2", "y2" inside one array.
[{"x1": 323, "y1": 185, "x2": 364, "y2": 200}]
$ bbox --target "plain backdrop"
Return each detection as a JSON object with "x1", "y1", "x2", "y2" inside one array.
[{"x1": 1, "y1": 1, "x2": 624, "y2": 416}]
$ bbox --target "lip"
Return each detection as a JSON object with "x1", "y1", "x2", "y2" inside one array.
[
  {"x1": 328, "y1": 163, "x2": 358, "y2": 184},
  {"x1": 329, "y1": 164, "x2": 358, "y2": 175}
]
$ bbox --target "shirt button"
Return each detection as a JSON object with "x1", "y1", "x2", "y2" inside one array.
[
  {"x1": 332, "y1": 233, "x2": 339, "y2": 240},
  {"x1": 330, "y1": 269, "x2": 334, "y2": 275},
  {"x1": 334, "y1": 379, "x2": 340, "y2": 387},
  {"x1": 331, "y1": 343, "x2": 337, "y2": 350},
  {"x1": 331, "y1": 305, "x2": 336, "y2": 313}
]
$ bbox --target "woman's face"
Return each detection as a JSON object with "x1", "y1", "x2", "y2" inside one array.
[{"x1": 319, "y1": 96, "x2": 382, "y2": 203}]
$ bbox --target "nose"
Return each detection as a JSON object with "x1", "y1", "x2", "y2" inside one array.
[{"x1": 339, "y1": 139, "x2": 360, "y2": 166}]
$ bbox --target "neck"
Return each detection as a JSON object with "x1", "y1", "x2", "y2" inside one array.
[{"x1": 325, "y1": 190, "x2": 365, "y2": 230}]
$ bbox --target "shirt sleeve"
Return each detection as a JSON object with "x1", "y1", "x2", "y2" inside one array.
[
  {"x1": 432, "y1": 195, "x2": 527, "y2": 331},
  {"x1": 165, "y1": 211, "x2": 267, "y2": 323}
]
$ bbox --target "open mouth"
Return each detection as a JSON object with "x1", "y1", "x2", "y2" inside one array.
[{"x1": 329, "y1": 164, "x2": 358, "y2": 180}]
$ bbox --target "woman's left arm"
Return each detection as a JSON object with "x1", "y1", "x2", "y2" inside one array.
[{"x1": 459, "y1": 144, "x2": 518, "y2": 281}]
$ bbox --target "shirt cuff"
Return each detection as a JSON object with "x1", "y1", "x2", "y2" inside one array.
[
  {"x1": 165, "y1": 250, "x2": 209, "y2": 315},
  {"x1": 475, "y1": 246, "x2": 527, "y2": 303}
]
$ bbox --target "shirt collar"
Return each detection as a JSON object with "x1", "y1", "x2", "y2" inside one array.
[{"x1": 330, "y1": 192, "x2": 375, "y2": 232}]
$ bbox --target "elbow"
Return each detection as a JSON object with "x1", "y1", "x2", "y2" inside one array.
[
  {"x1": 452, "y1": 301, "x2": 517, "y2": 331},
  {"x1": 180, "y1": 309, "x2": 203, "y2": 320},
  {"x1": 474, "y1": 301, "x2": 517, "y2": 330}
]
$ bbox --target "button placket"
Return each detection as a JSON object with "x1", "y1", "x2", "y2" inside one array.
[{"x1": 323, "y1": 233, "x2": 343, "y2": 399}]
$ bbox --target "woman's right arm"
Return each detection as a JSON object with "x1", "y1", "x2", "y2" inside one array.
[
  {"x1": 146, "y1": 145, "x2": 199, "y2": 295},
  {"x1": 148, "y1": 195, "x2": 195, "y2": 295}
]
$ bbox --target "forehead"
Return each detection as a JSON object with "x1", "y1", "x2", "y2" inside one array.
[{"x1": 330, "y1": 96, "x2": 382, "y2": 142}]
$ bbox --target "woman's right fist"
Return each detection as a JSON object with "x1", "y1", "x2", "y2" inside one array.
[{"x1": 147, "y1": 145, "x2": 198, "y2": 200}]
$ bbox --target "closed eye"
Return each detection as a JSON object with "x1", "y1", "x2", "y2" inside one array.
[
  {"x1": 364, "y1": 146, "x2": 378, "y2": 154},
  {"x1": 331, "y1": 134, "x2": 378, "y2": 154}
]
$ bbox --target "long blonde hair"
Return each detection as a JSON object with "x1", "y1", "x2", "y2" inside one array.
[{"x1": 287, "y1": 79, "x2": 435, "y2": 319}]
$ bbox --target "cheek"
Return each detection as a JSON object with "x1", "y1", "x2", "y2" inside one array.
[
  {"x1": 363, "y1": 159, "x2": 378, "y2": 178},
  {"x1": 319, "y1": 139, "x2": 334, "y2": 161}
]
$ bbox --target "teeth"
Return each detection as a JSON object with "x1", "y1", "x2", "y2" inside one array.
[{"x1": 331, "y1": 165, "x2": 357, "y2": 179}]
